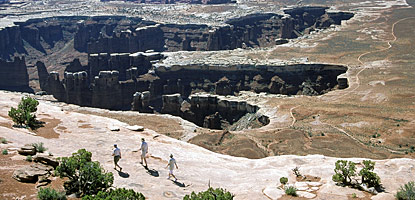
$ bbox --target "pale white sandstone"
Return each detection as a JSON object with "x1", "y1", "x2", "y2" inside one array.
[
  {"x1": 297, "y1": 191, "x2": 316, "y2": 198},
  {"x1": 0, "y1": 91, "x2": 414, "y2": 199}
]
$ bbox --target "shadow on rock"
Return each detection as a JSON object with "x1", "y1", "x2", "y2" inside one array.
[
  {"x1": 118, "y1": 170, "x2": 130, "y2": 178},
  {"x1": 145, "y1": 167, "x2": 159, "y2": 177},
  {"x1": 173, "y1": 180, "x2": 186, "y2": 187}
]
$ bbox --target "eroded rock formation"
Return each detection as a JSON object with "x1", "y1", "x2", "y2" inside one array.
[
  {"x1": 42, "y1": 53, "x2": 347, "y2": 129},
  {"x1": 0, "y1": 7, "x2": 354, "y2": 59},
  {"x1": 0, "y1": 56, "x2": 32, "y2": 92}
]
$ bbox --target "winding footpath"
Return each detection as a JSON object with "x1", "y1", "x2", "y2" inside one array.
[{"x1": 332, "y1": 16, "x2": 415, "y2": 101}]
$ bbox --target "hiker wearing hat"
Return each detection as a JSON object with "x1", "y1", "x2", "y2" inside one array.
[
  {"x1": 139, "y1": 138, "x2": 148, "y2": 167},
  {"x1": 112, "y1": 144, "x2": 122, "y2": 171},
  {"x1": 166, "y1": 154, "x2": 178, "y2": 181}
]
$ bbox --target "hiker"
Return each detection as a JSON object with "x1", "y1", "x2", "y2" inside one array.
[
  {"x1": 166, "y1": 154, "x2": 178, "y2": 181},
  {"x1": 139, "y1": 138, "x2": 148, "y2": 167},
  {"x1": 112, "y1": 144, "x2": 122, "y2": 171}
]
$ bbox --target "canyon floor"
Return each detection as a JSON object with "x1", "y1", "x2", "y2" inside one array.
[{"x1": 1, "y1": 0, "x2": 415, "y2": 199}]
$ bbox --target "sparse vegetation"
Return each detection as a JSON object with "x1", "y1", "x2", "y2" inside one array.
[
  {"x1": 183, "y1": 187, "x2": 234, "y2": 200},
  {"x1": 285, "y1": 186, "x2": 297, "y2": 196},
  {"x1": 38, "y1": 187, "x2": 67, "y2": 200},
  {"x1": 1, "y1": 138, "x2": 7, "y2": 144},
  {"x1": 32, "y1": 142, "x2": 47, "y2": 153},
  {"x1": 280, "y1": 177, "x2": 288, "y2": 185},
  {"x1": 82, "y1": 188, "x2": 145, "y2": 200},
  {"x1": 2, "y1": 149, "x2": 8, "y2": 155},
  {"x1": 359, "y1": 160, "x2": 380, "y2": 188},
  {"x1": 8, "y1": 96, "x2": 40, "y2": 129},
  {"x1": 56, "y1": 149, "x2": 113, "y2": 196},
  {"x1": 351, "y1": 193, "x2": 357, "y2": 198},
  {"x1": 332, "y1": 160, "x2": 356, "y2": 185},
  {"x1": 396, "y1": 181, "x2": 415, "y2": 200},
  {"x1": 26, "y1": 155, "x2": 32, "y2": 162}
]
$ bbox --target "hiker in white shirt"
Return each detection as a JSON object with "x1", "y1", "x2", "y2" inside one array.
[
  {"x1": 166, "y1": 154, "x2": 178, "y2": 181},
  {"x1": 139, "y1": 138, "x2": 148, "y2": 167},
  {"x1": 112, "y1": 144, "x2": 122, "y2": 171}
]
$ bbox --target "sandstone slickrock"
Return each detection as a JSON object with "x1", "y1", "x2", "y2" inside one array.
[
  {"x1": 17, "y1": 144, "x2": 36, "y2": 156},
  {"x1": 33, "y1": 154, "x2": 59, "y2": 168},
  {"x1": 12, "y1": 163, "x2": 53, "y2": 183},
  {"x1": 126, "y1": 125, "x2": 144, "y2": 131}
]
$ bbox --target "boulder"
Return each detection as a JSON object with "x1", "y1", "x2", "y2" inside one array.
[
  {"x1": 12, "y1": 163, "x2": 53, "y2": 183},
  {"x1": 108, "y1": 125, "x2": 120, "y2": 131},
  {"x1": 17, "y1": 144, "x2": 36, "y2": 156},
  {"x1": 126, "y1": 125, "x2": 144, "y2": 131},
  {"x1": 33, "y1": 154, "x2": 59, "y2": 168}
]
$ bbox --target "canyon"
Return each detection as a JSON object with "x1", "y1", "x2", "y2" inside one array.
[{"x1": 0, "y1": 6, "x2": 353, "y2": 130}]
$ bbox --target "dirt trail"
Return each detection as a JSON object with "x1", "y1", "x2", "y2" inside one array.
[{"x1": 330, "y1": 16, "x2": 415, "y2": 101}]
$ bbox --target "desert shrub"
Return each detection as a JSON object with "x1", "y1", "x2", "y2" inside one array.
[
  {"x1": 2, "y1": 149, "x2": 8, "y2": 155},
  {"x1": 1, "y1": 138, "x2": 7, "y2": 144},
  {"x1": 32, "y1": 142, "x2": 47, "y2": 153},
  {"x1": 396, "y1": 181, "x2": 415, "y2": 200},
  {"x1": 26, "y1": 155, "x2": 33, "y2": 162},
  {"x1": 82, "y1": 188, "x2": 145, "y2": 200},
  {"x1": 8, "y1": 96, "x2": 39, "y2": 129},
  {"x1": 56, "y1": 149, "x2": 113, "y2": 196},
  {"x1": 285, "y1": 186, "x2": 297, "y2": 196},
  {"x1": 183, "y1": 187, "x2": 234, "y2": 200},
  {"x1": 280, "y1": 177, "x2": 288, "y2": 185},
  {"x1": 38, "y1": 187, "x2": 67, "y2": 200},
  {"x1": 332, "y1": 160, "x2": 356, "y2": 185},
  {"x1": 358, "y1": 160, "x2": 380, "y2": 187}
]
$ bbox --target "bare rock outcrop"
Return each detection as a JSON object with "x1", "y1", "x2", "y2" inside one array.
[
  {"x1": 17, "y1": 144, "x2": 36, "y2": 156},
  {"x1": 36, "y1": 61, "x2": 49, "y2": 93},
  {"x1": 33, "y1": 154, "x2": 59, "y2": 168},
  {"x1": 0, "y1": 56, "x2": 31, "y2": 92},
  {"x1": 12, "y1": 163, "x2": 53, "y2": 183},
  {"x1": 161, "y1": 93, "x2": 264, "y2": 129}
]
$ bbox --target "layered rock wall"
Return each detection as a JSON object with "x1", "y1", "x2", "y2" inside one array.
[
  {"x1": 161, "y1": 93, "x2": 264, "y2": 129},
  {"x1": 0, "y1": 8, "x2": 353, "y2": 59},
  {"x1": 0, "y1": 57, "x2": 31, "y2": 92},
  {"x1": 44, "y1": 61, "x2": 348, "y2": 111}
]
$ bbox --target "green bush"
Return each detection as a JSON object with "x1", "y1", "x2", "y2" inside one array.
[
  {"x1": 8, "y1": 96, "x2": 39, "y2": 129},
  {"x1": 82, "y1": 188, "x2": 145, "y2": 200},
  {"x1": 332, "y1": 160, "x2": 356, "y2": 185},
  {"x1": 285, "y1": 186, "x2": 297, "y2": 196},
  {"x1": 396, "y1": 181, "x2": 415, "y2": 200},
  {"x1": 2, "y1": 149, "x2": 8, "y2": 155},
  {"x1": 359, "y1": 160, "x2": 380, "y2": 187},
  {"x1": 183, "y1": 187, "x2": 234, "y2": 200},
  {"x1": 1, "y1": 138, "x2": 7, "y2": 144},
  {"x1": 26, "y1": 155, "x2": 33, "y2": 162},
  {"x1": 280, "y1": 177, "x2": 288, "y2": 185},
  {"x1": 56, "y1": 149, "x2": 113, "y2": 196},
  {"x1": 32, "y1": 142, "x2": 47, "y2": 153},
  {"x1": 38, "y1": 187, "x2": 67, "y2": 200}
]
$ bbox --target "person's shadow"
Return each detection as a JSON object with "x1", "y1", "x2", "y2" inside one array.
[
  {"x1": 117, "y1": 170, "x2": 130, "y2": 178},
  {"x1": 144, "y1": 166, "x2": 159, "y2": 177},
  {"x1": 172, "y1": 180, "x2": 186, "y2": 187}
]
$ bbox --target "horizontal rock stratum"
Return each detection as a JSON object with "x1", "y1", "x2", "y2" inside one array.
[{"x1": 0, "y1": 90, "x2": 413, "y2": 199}]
